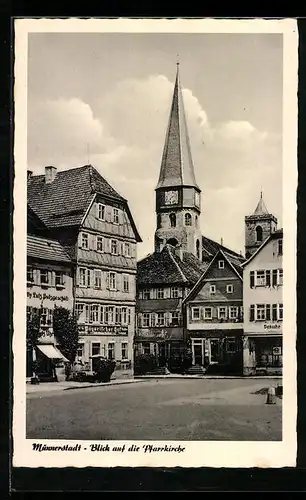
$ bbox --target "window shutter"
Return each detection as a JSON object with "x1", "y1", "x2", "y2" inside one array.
[
  {"x1": 249, "y1": 305, "x2": 255, "y2": 322},
  {"x1": 106, "y1": 272, "x2": 110, "y2": 290},
  {"x1": 266, "y1": 304, "x2": 271, "y2": 320},
  {"x1": 104, "y1": 238, "x2": 110, "y2": 254},
  {"x1": 87, "y1": 269, "x2": 91, "y2": 287},
  {"x1": 272, "y1": 304, "x2": 277, "y2": 320},
  {"x1": 116, "y1": 273, "x2": 120, "y2": 291},
  {"x1": 250, "y1": 271, "x2": 255, "y2": 288},
  {"x1": 265, "y1": 270, "x2": 271, "y2": 287}
]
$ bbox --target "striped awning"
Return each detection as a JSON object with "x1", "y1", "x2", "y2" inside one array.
[{"x1": 37, "y1": 344, "x2": 69, "y2": 362}]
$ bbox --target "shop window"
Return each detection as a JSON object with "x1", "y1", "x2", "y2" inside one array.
[
  {"x1": 121, "y1": 342, "x2": 128, "y2": 360},
  {"x1": 91, "y1": 342, "x2": 100, "y2": 356}
]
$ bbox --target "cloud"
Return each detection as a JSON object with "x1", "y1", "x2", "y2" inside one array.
[{"x1": 27, "y1": 74, "x2": 282, "y2": 259}]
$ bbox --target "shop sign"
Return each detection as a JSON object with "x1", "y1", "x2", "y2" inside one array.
[
  {"x1": 27, "y1": 291, "x2": 69, "y2": 302},
  {"x1": 272, "y1": 346, "x2": 282, "y2": 355},
  {"x1": 264, "y1": 323, "x2": 281, "y2": 330},
  {"x1": 78, "y1": 325, "x2": 128, "y2": 335}
]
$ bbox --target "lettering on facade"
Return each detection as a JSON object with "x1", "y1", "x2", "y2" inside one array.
[
  {"x1": 27, "y1": 291, "x2": 69, "y2": 302},
  {"x1": 263, "y1": 323, "x2": 281, "y2": 330},
  {"x1": 78, "y1": 325, "x2": 128, "y2": 335}
]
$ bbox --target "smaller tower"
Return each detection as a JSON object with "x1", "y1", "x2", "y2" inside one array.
[{"x1": 245, "y1": 192, "x2": 277, "y2": 259}]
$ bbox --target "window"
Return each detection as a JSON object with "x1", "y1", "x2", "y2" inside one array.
[
  {"x1": 121, "y1": 307, "x2": 128, "y2": 325},
  {"x1": 107, "y1": 306, "x2": 115, "y2": 324},
  {"x1": 171, "y1": 287, "x2": 179, "y2": 298},
  {"x1": 108, "y1": 272, "x2": 116, "y2": 290},
  {"x1": 157, "y1": 288, "x2": 164, "y2": 299},
  {"x1": 229, "y1": 306, "x2": 238, "y2": 319},
  {"x1": 77, "y1": 343, "x2": 84, "y2": 358},
  {"x1": 142, "y1": 313, "x2": 150, "y2": 327},
  {"x1": 271, "y1": 303, "x2": 283, "y2": 321},
  {"x1": 111, "y1": 239, "x2": 118, "y2": 255},
  {"x1": 115, "y1": 307, "x2": 122, "y2": 324},
  {"x1": 256, "y1": 270, "x2": 266, "y2": 286},
  {"x1": 226, "y1": 337, "x2": 237, "y2": 353},
  {"x1": 169, "y1": 213, "x2": 176, "y2": 228},
  {"x1": 40, "y1": 269, "x2": 50, "y2": 285},
  {"x1": 113, "y1": 208, "x2": 119, "y2": 224},
  {"x1": 81, "y1": 233, "x2": 89, "y2": 249},
  {"x1": 278, "y1": 239, "x2": 283, "y2": 255},
  {"x1": 55, "y1": 271, "x2": 64, "y2": 287},
  {"x1": 142, "y1": 342, "x2": 150, "y2": 355},
  {"x1": 256, "y1": 304, "x2": 266, "y2": 321},
  {"x1": 123, "y1": 275, "x2": 129, "y2": 293},
  {"x1": 196, "y1": 239, "x2": 200, "y2": 259},
  {"x1": 256, "y1": 226, "x2": 263, "y2": 242},
  {"x1": 143, "y1": 289, "x2": 150, "y2": 300},
  {"x1": 108, "y1": 343, "x2": 115, "y2": 360},
  {"x1": 192, "y1": 307, "x2": 200, "y2": 320},
  {"x1": 97, "y1": 236, "x2": 104, "y2": 252},
  {"x1": 150, "y1": 313, "x2": 156, "y2": 327},
  {"x1": 94, "y1": 269, "x2": 102, "y2": 289},
  {"x1": 100, "y1": 306, "x2": 105, "y2": 324},
  {"x1": 218, "y1": 260, "x2": 225, "y2": 269},
  {"x1": 226, "y1": 284, "x2": 233, "y2": 293},
  {"x1": 171, "y1": 311, "x2": 179, "y2": 326},
  {"x1": 97, "y1": 204, "x2": 105, "y2": 221},
  {"x1": 218, "y1": 307, "x2": 227, "y2": 320},
  {"x1": 204, "y1": 307, "x2": 212, "y2": 320},
  {"x1": 124, "y1": 242, "x2": 131, "y2": 257},
  {"x1": 27, "y1": 266, "x2": 33, "y2": 283},
  {"x1": 210, "y1": 284, "x2": 216, "y2": 294},
  {"x1": 40, "y1": 308, "x2": 52, "y2": 327},
  {"x1": 121, "y1": 342, "x2": 128, "y2": 360},
  {"x1": 90, "y1": 305, "x2": 99, "y2": 323},
  {"x1": 185, "y1": 213, "x2": 192, "y2": 226},
  {"x1": 79, "y1": 267, "x2": 90, "y2": 287},
  {"x1": 157, "y1": 312, "x2": 165, "y2": 326},
  {"x1": 279, "y1": 303, "x2": 283, "y2": 320},
  {"x1": 91, "y1": 342, "x2": 100, "y2": 356}
]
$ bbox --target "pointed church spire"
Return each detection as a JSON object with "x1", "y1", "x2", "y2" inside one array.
[
  {"x1": 253, "y1": 191, "x2": 269, "y2": 215},
  {"x1": 156, "y1": 64, "x2": 200, "y2": 190}
]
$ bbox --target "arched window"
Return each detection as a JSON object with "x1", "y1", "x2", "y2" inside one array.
[
  {"x1": 169, "y1": 213, "x2": 176, "y2": 228},
  {"x1": 196, "y1": 239, "x2": 200, "y2": 259},
  {"x1": 256, "y1": 225, "x2": 263, "y2": 242},
  {"x1": 185, "y1": 213, "x2": 192, "y2": 226}
]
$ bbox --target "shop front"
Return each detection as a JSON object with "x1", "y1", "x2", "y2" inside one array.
[
  {"x1": 190, "y1": 330, "x2": 243, "y2": 375},
  {"x1": 243, "y1": 333, "x2": 282, "y2": 376}
]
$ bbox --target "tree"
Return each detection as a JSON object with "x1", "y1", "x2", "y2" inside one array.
[
  {"x1": 26, "y1": 308, "x2": 42, "y2": 349},
  {"x1": 52, "y1": 306, "x2": 79, "y2": 363}
]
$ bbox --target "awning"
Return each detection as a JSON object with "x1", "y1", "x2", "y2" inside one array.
[{"x1": 37, "y1": 344, "x2": 69, "y2": 362}]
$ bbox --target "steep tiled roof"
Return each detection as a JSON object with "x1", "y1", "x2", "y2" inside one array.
[
  {"x1": 137, "y1": 244, "x2": 207, "y2": 286},
  {"x1": 156, "y1": 64, "x2": 200, "y2": 190},
  {"x1": 27, "y1": 165, "x2": 125, "y2": 229},
  {"x1": 27, "y1": 235, "x2": 72, "y2": 263},
  {"x1": 223, "y1": 251, "x2": 245, "y2": 277},
  {"x1": 202, "y1": 235, "x2": 243, "y2": 261}
]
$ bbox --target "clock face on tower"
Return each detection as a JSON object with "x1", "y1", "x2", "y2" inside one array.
[{"x1": 165, "y1": 190, "x2": 178, "y2": 205}]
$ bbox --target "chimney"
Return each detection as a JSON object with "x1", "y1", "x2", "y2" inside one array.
[
  {"x1": 27, "y1": 170, "x2": 33, "y2": 180},
  {"x1": 221, "y1": 237, "x2": 224, "y2": 246},
  {"x1": 45, "y1": 166, "x2": 57, "y2": 184}
]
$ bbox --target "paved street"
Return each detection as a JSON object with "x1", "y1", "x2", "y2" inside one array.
[{"x1": 26, "y1": 379, "x2": 282, "y2": 441}]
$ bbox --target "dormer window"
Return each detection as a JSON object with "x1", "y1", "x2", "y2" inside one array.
[
  {"x1": 218, "y1": 260, "x2": 225, "y2": 269},
  {"x1": 185, "y1": 213, "x2": 192, "y2": 226}
]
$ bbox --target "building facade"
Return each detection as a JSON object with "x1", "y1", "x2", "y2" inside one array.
[
  {"x1": 184, "y1": 249, "x2": 244, "y2": 374},
  {"x1": 27, "y1": 207, "x2": 74, "y2": 380},
  {"x1": 242, "y1": 229, "x2": 283, "y2": 376},
  {"x1": 27, "y1": 165, "x2": 141, "y2": 376}
]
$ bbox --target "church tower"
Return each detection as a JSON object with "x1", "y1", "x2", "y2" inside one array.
[
  {"x1": 154, "y1": 63, "x2": 202, "y2": 259},
  {"x1": 245, "y1": 192, "x2": 278, "y2": 259}
]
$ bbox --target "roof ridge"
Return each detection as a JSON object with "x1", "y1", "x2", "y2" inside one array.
[{"x1": 166, "y1": 245, "x2": 188, "y2": 282}]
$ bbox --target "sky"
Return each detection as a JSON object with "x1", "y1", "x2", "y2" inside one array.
[{"x1": 27, "y1": 32, "x2": 283, "y2": 260}]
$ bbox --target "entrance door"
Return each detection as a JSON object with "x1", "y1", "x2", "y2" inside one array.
[
  {"x1": 194, "y1": 344, "x2": 203, "y2": 365},
  {"x1": 210, "y1": 339, "x2": 220, "y2": 363}
]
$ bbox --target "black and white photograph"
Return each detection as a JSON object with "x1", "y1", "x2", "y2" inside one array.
[{"x1": 13, "y1": 18, "x2": 298, "y2": 468}]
